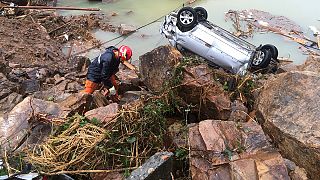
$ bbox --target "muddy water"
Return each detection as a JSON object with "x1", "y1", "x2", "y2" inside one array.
[{"x1": 58, "y1": 0, "x2": 320, "y2": 65}]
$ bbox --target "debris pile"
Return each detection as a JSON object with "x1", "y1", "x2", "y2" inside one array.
[{"x1": 225, "y1": 9, "x2": 320, "y2": 56}]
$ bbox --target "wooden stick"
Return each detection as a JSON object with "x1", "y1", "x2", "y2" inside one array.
[
  {"x1": 42, "y1": 167, "x2": 137, "y2": 175},
  {"x1": 2, "y1": 6, "x2": 101, "y2": 11}
]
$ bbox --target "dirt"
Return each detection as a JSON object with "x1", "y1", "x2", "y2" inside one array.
[
  {"x1": 0, "y1": 17, "x2": 66, "y2": 71},
  {"x1": 0, "y1": 9, "x2": 116, "y2": 72}
]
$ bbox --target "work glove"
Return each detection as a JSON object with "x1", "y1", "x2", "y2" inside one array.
[{"x1": 108, "y1": 86, "x2": 116, "y2": 96}]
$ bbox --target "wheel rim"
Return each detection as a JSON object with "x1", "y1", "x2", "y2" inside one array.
[
  {"x1": 253, "y1": 51, "x2": 265, "y2": 65},
  {"x1": 179, "y1": 10, "x2": 194, "y2": 25}
]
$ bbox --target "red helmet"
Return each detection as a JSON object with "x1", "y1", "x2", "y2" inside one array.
[{"x1": 119, "y1": 45, "x2": 132, "y2": 61}]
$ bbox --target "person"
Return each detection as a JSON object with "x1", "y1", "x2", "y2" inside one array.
[{"x1": 82, "y1": 45, "x2": 133, "y2": 99}]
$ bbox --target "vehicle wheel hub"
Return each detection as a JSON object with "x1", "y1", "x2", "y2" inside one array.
[
  {"x1": 179, "y1": 11, "x2": 194, "y2": 25},
  {"x1": 253, "y1": 51, "x2": 264, "y2": 65}
]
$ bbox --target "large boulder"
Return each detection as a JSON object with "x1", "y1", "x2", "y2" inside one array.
[
  {"x1": 178, "y1": 65, "x2": 231, "y2": 120},
  {"x1": 0, "y1": 96, "x2": 68, "y2": 152},
  {"x1": 189, "y1": 120, "x2": 290, "y2": 179},
  {"x1": 139, "y1": 45, "x2": 182, "y2": 92},
  {"x1": 256, "y1": 71, "x2": 320, "y2": 179}
]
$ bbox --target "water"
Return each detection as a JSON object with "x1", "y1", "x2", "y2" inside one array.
[{"x1": 58, "y1": 0, "x2": 320, "y2": 66}]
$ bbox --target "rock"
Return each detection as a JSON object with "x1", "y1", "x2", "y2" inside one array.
[
  {"x1": 139, "y1": 45, "x2": 182, "y2": 92},
  {"x1": 33, "y1": 82, "x2": 71, "y2": 102},
  {"x1": 228, "y1": 100, "x2": 248, "y2": 122},
  {"x1": 91, "y1": 172, "x2": 123, "y2": 180},
  {"x1": 58, "y1": 93, "x2": 93, "y2": 116},
  {"x1": 85, "y1": 103, "x2": 118, "y2": 123},
  {"x1": 290, "y1": 167, "x2": 308, "y2": 180},
  {"x1": 0, "y1": 62, "x2": 11, "y2": 75},
  {"x1": 127, "y1": 152, "x2": 174, "y2": 180},
  {"x1": 66, "y1": 81, "x2": 83, "y2": 93},
  {"x1": 189, "y1": 120, "x2": 290, "y2": 179},
  {"x1": 256, "y1": 71, "x2": 320, "y2": 179},
  {"x1": 119, "y1": 91, "x2": 150, "y2": 106},
  {"x1": 118, "y1": 24, "x2": 136, "y2": 35},
  {"x1": 20, "y1": 79, "x2": 41, "y2": 95},
  {"x1": 0, "y1": 92, "x2": 23, "y2": 115},
  {"x1": 54, "y1": 74, "x2": 65, "y2": 85},
  {"x1": 116, "y1": 66, "x2": 142, "y2": 95},
  {"x1": 67, "y1": 56, "x2": 91, "y2": 73},
  {"x1": 284, "y1": 158, "x2": 297, "y2": 172},
  {"x1": 297, "y1": 56, "x2": 320, "y2": 73},
  {"x1": 0, "y1": 73, "x2": 19, "y2": 99},
  {"x1": 0, "y1": 96, "x2": 68, "y2": 152},
  {"x1": 178, "y1": 65, "x2": 231, "y2": 120}
]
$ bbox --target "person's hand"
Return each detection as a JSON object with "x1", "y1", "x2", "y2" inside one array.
[{"x1": 108, "y1": 86, "x2": 116, "y2": 96}]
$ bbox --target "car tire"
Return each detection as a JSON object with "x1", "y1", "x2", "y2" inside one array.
[
  {"x1": 194, "y1": 7, "x2": 208, "y2": 22},
  {"x1": 261, "y1": 44, "x2": 278, "y2": 60},
  {"x1": 177, "y1": 7, "x2": 198, "y2": 32},
  {"x1": 252, "y1": 49, "x2": 272, "y2": 69}
]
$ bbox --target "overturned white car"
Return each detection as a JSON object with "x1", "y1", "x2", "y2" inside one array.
[{"x1": 160, "y1": 7, "x2": 278, "y2": 75}]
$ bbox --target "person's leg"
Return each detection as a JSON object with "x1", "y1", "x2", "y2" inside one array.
[{"x1": 82, "y1": 80, "x2": 100, "y2": 94}]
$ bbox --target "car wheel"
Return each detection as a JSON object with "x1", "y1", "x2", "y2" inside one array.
[
  {"x1": 261, "y1": 44, "x2": 278, "y2": 60},
  {"x1": 177, "y1": 7, "x2": 198, "y2": 32},
  {"x1": 194, "y1": 7, "x2": 208, "y2": 22},
  {"x1": 252, "y1": 49, "x2": 272, "y2": 69}
]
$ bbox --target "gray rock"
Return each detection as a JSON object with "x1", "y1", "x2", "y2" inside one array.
[
  {"x1": 20, "y1": 79, "x2": 41, "y2": 95},
  {"x1": 0, "y1": 92, "x2": 23, "y2": 115},
  {"x1": 0, "y1": 96, "x2": 68, "y2": 152},
  {"x1": 256, "y1": 71, "x2": 320, "y2": 179},
  {"x1": 127, "y1": 152, "x2": 174, "y2": 180}
]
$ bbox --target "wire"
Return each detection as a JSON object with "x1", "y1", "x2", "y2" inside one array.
[{"x1": 70, "y1": 3, "x2": 187, "y2": 57}]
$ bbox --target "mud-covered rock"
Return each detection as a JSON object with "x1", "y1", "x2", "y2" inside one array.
[
  {"x1": 139, "y1": 45, "x2": 182, "y2": 92},
  {"x1": 189, "y1": 120, "x2": 289, "y2": 180},
  {"x1": 178, "y1": 65, "x2": 231, "y2": 120},
  {"x1": 256, "y1": 71, "x2": 320, "y2": 179}
]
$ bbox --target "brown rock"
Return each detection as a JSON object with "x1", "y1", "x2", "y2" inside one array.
[
  {"x1": 189, "y1": 120, "x2": 289, "y2": 180},
  {"x1": 139, "y1": 45, "x2": 182, "y2": 92},
  {"x1": 91, "y1": 172, "x2": 123, "y2": 180},
  {"x1": 0, "y1": 92, "x2": 23, "y2": 115},
  {"x1": 256, "y1": 71, "x2": 320, "y2": 179},
  {"x1": 179, "y1": 65, "x2": 231, "y2": 120},
  {"x1": 116, "y1": 66, "x2": 142, "y2": 95},
  {"x1": 85, "y1": 103, "x2": 118, "y2": 123},
  {"x1": 118, "y1": 24, "x2": 136, "y2": 35},
  {"x1": 228, "y1": 100, "x2": 248, "y2": 122},
  {"x1": 58, "y1": 93, "x2": 93, "y2": 115}
]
